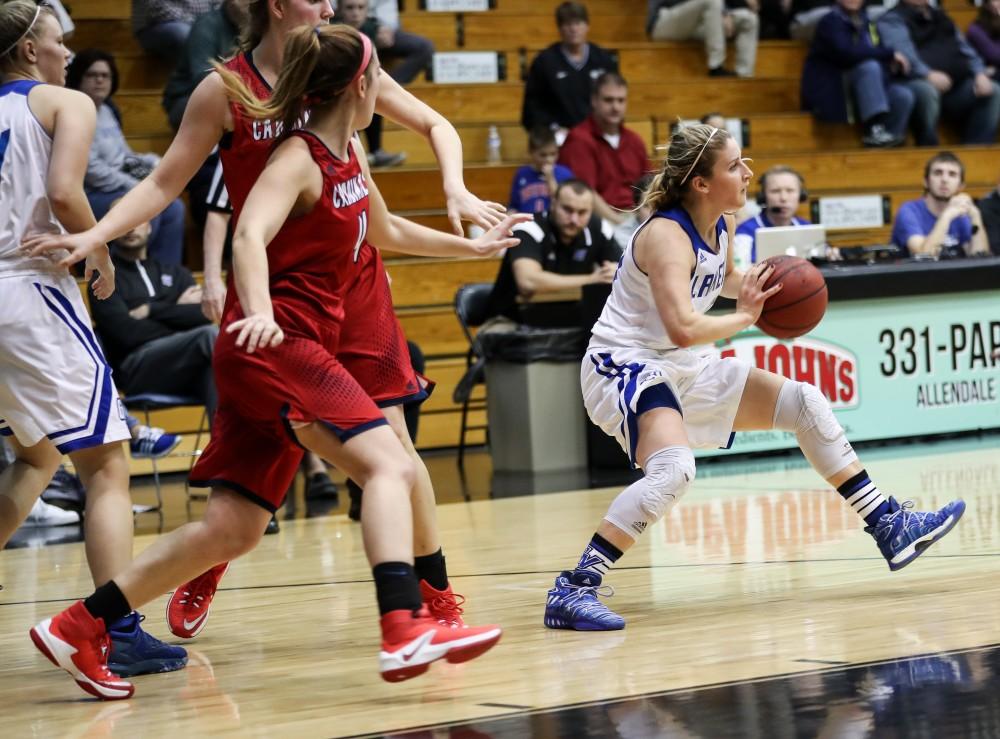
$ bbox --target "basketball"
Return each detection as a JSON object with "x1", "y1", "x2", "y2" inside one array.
[{"x1": 755, "y1": 255, "x2": 828, "y2": 339}]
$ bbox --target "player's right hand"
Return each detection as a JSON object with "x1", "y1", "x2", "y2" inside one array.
[
  {"x1": 227, "y1": 313, "x2": 284, "y2": 354},
  {"x1": 21, "y1": 230, "x2": 105, "y2": 268},
  {"x1": 469, "y1": 212, "x2": 532, "y2": 257},
  {"x1": 736, "y1": 262, "x2": 782, "y2": 322},
  {"x1": 86, "y1": 247, "x2": 116, "y2": 300}
]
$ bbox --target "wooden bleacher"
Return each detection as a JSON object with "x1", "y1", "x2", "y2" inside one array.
[{"x1": 68, "y1": 0, "x2": 996, "y2": 461}]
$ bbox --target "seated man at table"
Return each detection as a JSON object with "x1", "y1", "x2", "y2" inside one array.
[
  {"x1": 891, "y1": 151, "x2": 990, "y2": 259},
  {"x1": 734, "y1": 165, "x2": 812, "y2": 268},
  {"x1": 484, "y1": 179, "x2": 621, "y2": 325}
]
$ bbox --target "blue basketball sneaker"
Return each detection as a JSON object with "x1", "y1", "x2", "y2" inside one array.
[
  {"x1": 108, "y1": 612, "x2": 188, "y2": 677},
  {"x1": 867, "y1": 497, "x2": 965, "y2": 571},
  {"x1": 544, "y1": 571, "x2": 625, "y2": 630}
]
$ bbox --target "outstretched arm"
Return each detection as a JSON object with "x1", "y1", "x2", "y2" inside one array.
[
  {"x1": 357, "y1": 139, "x2": 526, "y2": 258},
  {"x1": 375, "y1": 75, "x2": 506, "y2": 235},
  {"x1": 23, "y1": 73, "x2": 229, "y2": 265}
]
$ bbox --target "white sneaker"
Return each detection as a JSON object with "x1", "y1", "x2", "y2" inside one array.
[{"x1": 25, "y1": 498, "x2": 81, "y2": 527}]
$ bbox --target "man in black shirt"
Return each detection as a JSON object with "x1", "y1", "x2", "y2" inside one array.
[
  {"x1": 485, "y1": 179, "x2": 622, "y2": 324},
  {"x1": 879, "y1": 0, "x2": 1000, "y2": 145},
  {"x1": 89, "y1": 219, "x2": 219, "y2": 422},
  {"x1": 521, "y1": 2, "x2": 618, "y2": 139},
  {"x1": 978, "y1": 173, "x2": 1000, "y2": 256}
]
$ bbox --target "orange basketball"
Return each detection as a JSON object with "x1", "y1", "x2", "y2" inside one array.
[{"x1": 755, "y1": 255, "x2": 828, "y2": 340}]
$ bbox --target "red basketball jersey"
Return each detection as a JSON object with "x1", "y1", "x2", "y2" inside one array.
[
  {"x1": 225, "y1": 130, "x2": 370, "y2": 341},
  {"x1": 218, "y1": 52, "x2": 279, "y2": 224}
]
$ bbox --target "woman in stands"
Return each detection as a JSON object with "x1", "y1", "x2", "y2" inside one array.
[
  {"x1": 541, "y1": 123, "x2": 966, "y2": 632},
  {"x1": 26, "y1": 0, "x2": 506, "y2": 640},
  {"x1": 32, "y1": 25, "x2": 520, "y2": 698},
  {"x1": 0, "y1": 0, "x2": 185, "y2": 690}
]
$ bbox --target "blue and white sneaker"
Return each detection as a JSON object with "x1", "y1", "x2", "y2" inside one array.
[
  {"x1": 866, "y1": 497, "x2": 965, "y2": 572},
  {"x1": 544, "y1": 571, "x2": 625, "y2": 631},
  {"x1": 129, "y1": 426, "x2": 182, "y2": 459},
  {"x1": 108, "y1": 612, "x2": 188, "y2": 677}
]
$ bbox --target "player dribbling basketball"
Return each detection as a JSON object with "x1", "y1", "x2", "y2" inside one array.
[{"x1": 543, "y1": 124, "x2": 967, "y2": 631}]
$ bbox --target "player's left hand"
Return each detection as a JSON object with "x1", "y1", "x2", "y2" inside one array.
[
  {"x1": 469, "y1": 213, "x2": 532, "y2": 257},
  {"x1": 227, "y1": 313, "x2": 284, "y2": 354},
  {"x1": 86, "y1": 248, "x2": 116, "y2": 300},
  {"x1": 447, "y1": 188, "x2": 506, "y2": 236},
  {"x1": 21, "y1": 230, "x2": 106, "y2": 268}
]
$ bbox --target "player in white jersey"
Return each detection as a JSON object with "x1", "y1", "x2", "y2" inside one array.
[
  {"x1": 0, "y1": 0, "x2": 185, "y2": 683},
  {"x1": 543, "y1": 123, "x2": 967, "y2": 631}
]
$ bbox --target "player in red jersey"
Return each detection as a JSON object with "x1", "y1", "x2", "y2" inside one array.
[
  {"x1": 24, "y1": 0, "x2": 507, "y2": 637},
  {"x1": 30, "y1": 25, "x2": 525, "y2": 698}
]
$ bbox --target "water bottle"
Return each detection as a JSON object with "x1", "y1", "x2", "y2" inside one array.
[{"x1": 486, "y1": 125, "x2": 502, "y2": 164}]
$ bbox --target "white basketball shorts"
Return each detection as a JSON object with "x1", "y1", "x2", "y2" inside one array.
[
  {"x1": 0, "y1": 273, "x2": 129, "y2": 452},
  {"x1": 581, "y1": 345, "x2": 751, "y2": 467}
]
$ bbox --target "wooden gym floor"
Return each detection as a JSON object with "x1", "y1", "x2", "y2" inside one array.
[{"x1": 2, "y1": 435, "x2": 999, "y2": 737}]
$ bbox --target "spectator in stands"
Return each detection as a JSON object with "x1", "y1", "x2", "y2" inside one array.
[
  {"x1": 646, "y1": 0, "x2": 758, "y2": 77},
  {"x1": 801, "y1": 0, "x2": 913, "y2": 148},
  {"x1": 521, "y1": 1, "x2": 618, "y2": 141},
  {"x1": 558, "y1": 73, "x2": 652, "y2": 247},
  {"x1": 162, "y1": 0, "x2": 243, "y2": 130},
  {"x1": 759, "y1": 0, "x2": 794, "y2": 39},
  {"x1": 735, "y1": 165, "x2": 812, "y2": 266},
  {"x1": 88, "y1": 217, "x2": 219, "y2": 424},
  {"x1": 484, "y1": 180, "x2": 622, "y2": 323},
  {"x1": 878, "y1": 0, "x2": 1000, "y2": 145},
  {"x1": 701, "y1": 111, "x2": 727, "y2": 129},
  {"x1": 891, "y1": 151, "x2": 991, "y2": 258},
  {"x1": 976, "y1": 170, "x2": 1000, "y2": 255},
  {"x1": 508, "y1": 127, "x2": 574, "y2": 214},
  {"x1": 338, "y1": 0, "x2": 427, "y2": 167},
  {"x1": 131, "y1": 0, "x2": 220, "y2": 66},
  {"x1": 67, "y1": 50, "x2": 186, "y2": 265},
  {"x1": 967, "y1": 0, "x2": 1000, "y2": 77}
]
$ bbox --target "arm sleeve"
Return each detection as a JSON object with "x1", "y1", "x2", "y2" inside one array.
[
  {"x1": 956, "y1": 25, "x2": 986, "y2": 76},
  {"x1": 891, "y1": 203, "x2": 923, "y2": 247},
  {"x1": 84, "y1": 139, "x2": 140, "y2": 193},
  {"x1": 147, "y1": 303, "x2": 209, "y2": 329},
  {"x1": 89, "y1": 290, "x2": 173, "y2": 351},
  {"x1": 509, "y1": 229, "x2": 546, "y2": 267},
  {"x1": 373, "y1": 0, "x2": 399, "y2": 31},
  {"x1": 816, "y1": 19, "x2": 894, "y2": 66},
  {"x1": 877, "y1": 13, "x2": 929, "y2": 78},
  {"x1": 967, "y1": 24, "x2": 1000, "y2": 67},
  {"x1": 597, "y1": 231, "x2": 624, "y2": 263},
  {"x1": 521, "y1": 57, "x2": 555, "y2": 130}
]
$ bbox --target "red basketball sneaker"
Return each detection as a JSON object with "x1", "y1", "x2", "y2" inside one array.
[
  {"x1": 419, "y1": 580, "x2": 467, "y2": 628},
  {"x1": 30, "y1": 601, "x2": 135, "y2": 700},
  {"x1": 379, "y1": 607, "x2": 501, "y2": 683},
  {"x1": 167, "y1": 562, "x2": 230, "y2": 638}
]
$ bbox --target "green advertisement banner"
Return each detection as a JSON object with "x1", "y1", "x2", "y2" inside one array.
[{"x1": 698, "y1": 290, "x2": 1000, "y2": 457}]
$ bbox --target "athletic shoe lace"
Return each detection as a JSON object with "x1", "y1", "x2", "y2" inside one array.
[
  {"x1": 96, "y1": 633, "x2": 120, "y2": 679},
  {"x1": 875, "y1": 500, "x2": 937, "y2": 540},
  {"x1": 427, "y1": 591, "x2": 466, "y2": 624},
  {"x1": 560, "y1": 582, "x2": 617, "y2": 618},
  {"x1": 178, "y1": 572, "x2": 216, "y2": 610}
]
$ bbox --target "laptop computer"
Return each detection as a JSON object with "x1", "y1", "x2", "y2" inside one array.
[{"x1": 754, "y1": 224, "x2": 827, "y2": 262}]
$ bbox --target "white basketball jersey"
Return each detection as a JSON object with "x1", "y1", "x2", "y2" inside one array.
[
  {"x1": 0, "y1": 80, "x2": 65, "y2": 279},
  {"x1": 590, "y1": 207, "x2": 729, "y2": 352}
]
